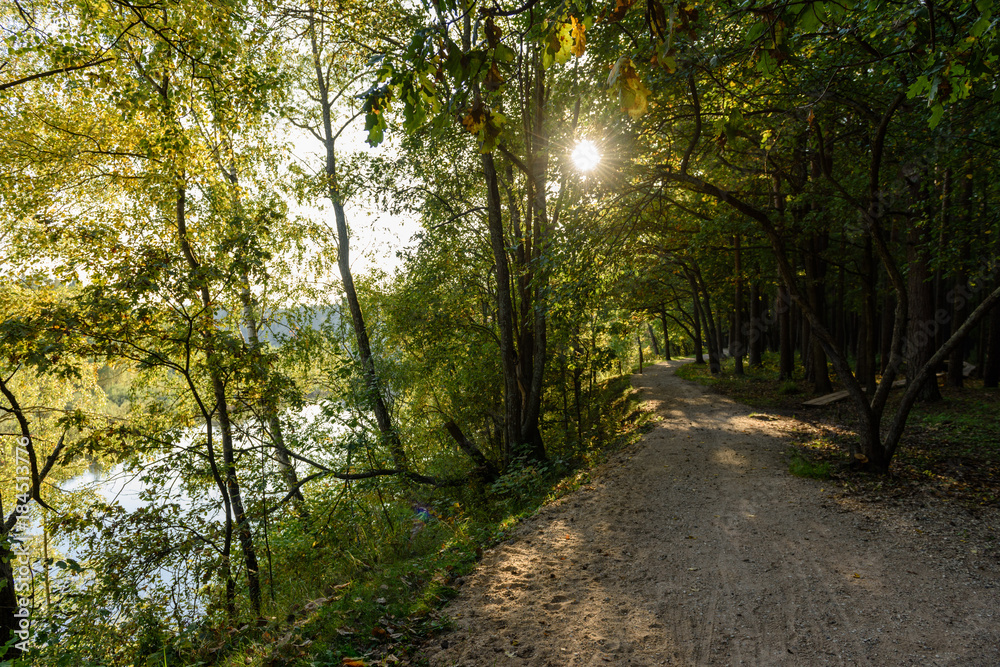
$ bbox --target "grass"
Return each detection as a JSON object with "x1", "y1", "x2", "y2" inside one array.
[
  {"x1": 914, "y1": 391, "x2": 1000, "y2": 457},
  {"x1": 787, "y1": 450, "x2": 831, "y2": 479},
  {"x1": 198, "y1": 375, "x2": 652, "y2": 667}
]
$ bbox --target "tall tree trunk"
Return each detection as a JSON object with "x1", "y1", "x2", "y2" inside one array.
[
  {"x1": 984, "y1": 180, "x2": 1000, "y2": 387},
  {"x1": 572, "y1": 327, "x2": 584, "y2": 436},
  {"x1": 647, "y1": 323, "x2": 661, "y2": 357},
  {"x1": 692, "y1": 291, "x2": 704, "y2": 364},
  {"x1": 946, "y1": 174, "x2": 974, "y2": 387},
  {"x1": 800, "y1": 303, "x2": 812, "y2": 381},
  {"x1": 717, "y1": 319, "x2": 726, "y2": 359},
  {"x1": 175, "y1": 186, "x2": 261, "y2": 617},
  {"x1": 880, "y1": 292, "x2": 895, "y2": 374},
  {"x1": 734, "y1": 235, "x2": 744, "y2": 376},
  {"x1": 778, "y1": 283, "x2": 794, "y2": 380},
  {"x1": 857, "y1": 237, "x2": 877, "y2": 394},
  {"x1": 310, "y1": 10, "x2": 413, "y2": 472},
  {"x1": 905, "y1": 187, "x2": 943, "y2": 402},
  {"x1": 933, "y1": 167, "x2": 951, "y2": 353},
  {"x1": 332, "y1": 208, "x2": 409, "y2": 467},
  {"x1": 214, "y1": 133, "x2": 306, "y2": 510},
  {"x1": 946, "y1": 263, "x2": 969, "y2": 388},
  {"x1": 805, "y1": 233, "x2": 832, "y2": 393},
  {"x1": 985, "y1": 304, "x2": 1000, "y2": 388},
  {"x1": 689, "y1": 269, "x2": 721, "y2": 374},
  {"x1": 517, "y1": 59, "x2": 549, "y2": 463},
  {"x1": 835, "y1": 233, "x2": 846, "y2": 352},
  {"x1": 214, "y1": 376, "x2": 262, "y2": 617},
  {"x1": 659, "y1": 307, "x2": 672, "y2": 360},
  {"x1": 748, "y1": 281, "x2": 763, "y2": 367},
  {"x1": 0, "y1": 378, "x2": 69, "y2": 660},
  {"x1": 0, "y1": 536, "x2": 19, "y2": 660},
  {"x1": 0, "y1": 400, "x2": 25, "y2": 660},
  {"x1": 559, "y1": 349, "x2": 569, "y2": 436},
  {"x1": 238, "y1": 270, "x2": 304, "y2": 510},
  {"x1": 482, "y1": 152, "x2": 522, "y2": 467}
]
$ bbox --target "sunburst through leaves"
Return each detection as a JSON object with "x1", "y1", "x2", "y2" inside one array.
[{"x1": 571, "y1": 140, "x2": 600, "y2": 172}]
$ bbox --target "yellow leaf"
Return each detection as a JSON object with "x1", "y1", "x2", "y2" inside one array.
[
  {"x1": 609, "y1": 57, "x2": 652, "y2": 118},
  {"x1": 461, "y1": 102, "x2": 487, "y2": 134},
  {"x1": 605, "y1": 0, "x2": 634, "y2": 22},
  {"x1": 570, "y1": 16, "x2": 586, "y2": 58}
]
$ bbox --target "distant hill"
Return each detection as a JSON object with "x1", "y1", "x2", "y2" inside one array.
[{"x1": 254, "y1": 303, "x2": 344, "y2": 347}]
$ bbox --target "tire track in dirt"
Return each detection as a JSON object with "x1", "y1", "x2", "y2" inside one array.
[{"x1": 416, "y1": 360, "x2": 1000, "y2": 666}]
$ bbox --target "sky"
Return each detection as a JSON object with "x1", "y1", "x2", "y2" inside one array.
[{"x1": 284, "y1": 120, "x2": 423, "y2": 281}]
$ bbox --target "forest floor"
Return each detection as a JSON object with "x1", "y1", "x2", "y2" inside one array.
[{"x1": 413, "y1": 360, "x2": 1000, "y2": 666}]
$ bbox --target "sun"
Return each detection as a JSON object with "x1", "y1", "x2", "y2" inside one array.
[{"x1": 571, "y1": 140, "x2": 601, "y2": 172}]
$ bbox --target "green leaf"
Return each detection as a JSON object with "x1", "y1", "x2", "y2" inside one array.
[
  {"x1": 494, "y1": 44, "x2": 517, "y2": 63},
  {"x1": 928, "y1": 102, "x2": 945, "y2": 127},
  {"x1": 970, "y1": 15, "x2": 992, "y2": 38},
  {"x1": 745, "y1": 22, "x2": 767, "y2": 45},
  {"x1": 756, "y1": 50, "x2": 777, "y2": 75},
  {"x1": 799, "y1": 2, "x2": 826, "y2": 32},
  {"x1": 907, "y1": 75, "x2": 930, "y2": 98},
  {"x1": 826, "y1": 0, "x2": 847, "y2": 21},
  {"x1": 480, "y1": 110, "x2": 507, "y2": 153},
  {"x1": 366, "y1": 112, "x2": 385, "y2": 146},
  {"x1": 929, "y1": 75, "x2": 941, "y2": 100},
  {"x1": 445, "y1": 47, "x2": 463, "y2": 79}
]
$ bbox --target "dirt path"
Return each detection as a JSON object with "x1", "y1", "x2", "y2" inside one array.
[{"x1": 417, "y1": 360, "x2": 1000, "y2": 666}]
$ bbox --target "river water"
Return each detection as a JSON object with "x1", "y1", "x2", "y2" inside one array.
[{"x1": 31, "y1": 403, "x2": 346, "y2": 624}]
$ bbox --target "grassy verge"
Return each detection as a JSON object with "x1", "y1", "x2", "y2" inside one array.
[{"x1": 193, "y1": 375, "x2": 652, "y2": 667}]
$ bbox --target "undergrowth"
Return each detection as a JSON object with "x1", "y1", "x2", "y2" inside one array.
[
  {"x1": 183, "y1": 374, "x2": 651, "y2": 667},
  {"x1": 4, "y1": 376, "x2": 649, "y2": 667}
]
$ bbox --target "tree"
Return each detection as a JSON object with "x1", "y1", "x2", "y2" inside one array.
[
  {"x1": 603, "y1": 0, "x2": 1000, "y2": 470},
  {"x1": 0, "y1": 280, "x2": 113, "y2": 659},
  {"x1": 362, "y1": 0, "x2": 601, "y2": 466}
]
